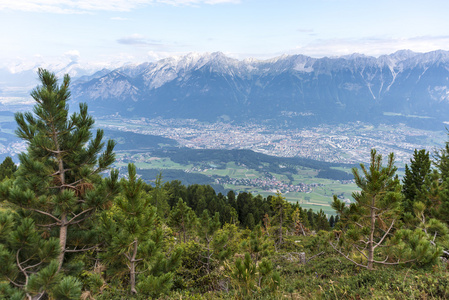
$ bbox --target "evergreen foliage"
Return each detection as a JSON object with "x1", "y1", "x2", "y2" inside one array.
[
  {"x1": 100, "y1": 163, "x2": 181, "y2": 296},
  {"x1": 270, "y1": 192, "x2": 291, "y2": 247},
  {"x1": 0, "y1": 69, "x2": 117, "y2": 298},
  {"x1": 0, "y1": 156, "x2": 17, "y2": 181},
  {"x1": 402, "y1": 149, "x2": 431, "y2": 215}
]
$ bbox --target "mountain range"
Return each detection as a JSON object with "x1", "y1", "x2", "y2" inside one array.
[{"x1": 4, "y1": 50, "x2": 449, "y2": 129}]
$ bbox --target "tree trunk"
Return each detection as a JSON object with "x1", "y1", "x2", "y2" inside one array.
[
  {"x1": 130, "y1": 239, "x2": 138, "y2": 294},
  {"x1": 58, "y1": 214, "x2": 68, "y2": 270},
  {"x1": 368, "y1": 196, "x2": 375, "y2": 270},
  {"x1": 55, "y1": 127, "x2": 68, "y2": 271},
  {"x1": 182, "y1": 215, "x2": 186, "y2": 243},
  {"x1": 279, "y1": 207, "x2": 283, "y2": 245},
  {"x1": 206, "y1": 236, "x2": 211, "y2": 274}
]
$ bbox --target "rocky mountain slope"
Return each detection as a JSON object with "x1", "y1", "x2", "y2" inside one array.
[{"x1": 30, "y1": 51, "x2": 449, "y2": 128}]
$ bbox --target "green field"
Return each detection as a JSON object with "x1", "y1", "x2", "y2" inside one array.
[{"x1": 115, "y1": 154, "x2": 357, "y2": 215}]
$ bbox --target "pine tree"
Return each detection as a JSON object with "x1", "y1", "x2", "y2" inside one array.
[
  {"x1": 243, "y1": 224, "x2": 271, "y2": 262},
  {"x1": 331, "y1": 149, "x2": 440, "y2": 270},
  {"x1": 197, "y1": 210, "x2": 220, "y2": 274},
  {"x1": 170, "y1": 198, "x2": 196, "y2": 243},
  {"x1": 0, "y1": 69, "x2": 118, "y2": 293},
  {"x1": 402, "y1": 149, "x2": 431, "y2": 215},
  {"x1": 314, "y1": 209, "x2": 330, "y2": 231},
  {"x1": 0, "y1": 156, "x2": 17, "y2": 181},
  {"x1": 270, "y1": 192, "x2": 290, "y2": 247},
  {"x1": 330, "y1": 150, "x2": 403, "y2": 270},
  {"x1": 100, "y1": 164, "x2": 181, "y2": 296},
  {"x1": 0, "y1": 211, "x2": 67, "y2": 299},
  {"x1": 150, "y1": 173, "x2": 170, "y2": 217}
]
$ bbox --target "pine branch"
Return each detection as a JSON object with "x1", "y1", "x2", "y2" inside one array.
[
  {"x1": 306, "y1": 251, "x2": 325, "y2": 263},
  {"x1": 329, "y1": 242, "x2": 368, "y2": 269},
  {"x1": 65, "y1": 245, "x2": 98, "y2": 253},
  {"x1": 372, "y1": 258, "x2": 416, "y2": 265},
  {"x1": 5, "y1": 275, "x2": 24, "y2": 288},
  {"x1": 373, "y1": 219, "x2": 395, "y2": 250},
  {"x1": 29, "y1": 209, "x2": 61, "y2": 223},
  {"x1": 16, "y1": 248, "x2": 29, "y2": 286},
  {"x1": 354, "y1": 245, "x2": 369, "y2": 259},
  {"x1": 36, "y1": 222, "x2": 59, "y2": 228},
  {"x1": 22, "y1": 260, "x2": 44, "y2": 271},
  {"x1": 66, "y1": 207, "x2": 94, "y2": 225}
]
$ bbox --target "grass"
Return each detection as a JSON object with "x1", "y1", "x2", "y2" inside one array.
[{"x1": 111, "y1": 151, "x2": 358, "y2": 214}]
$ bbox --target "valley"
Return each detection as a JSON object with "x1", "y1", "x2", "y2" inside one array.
[
  {"x1": 97, "y1": 115, "x2": 446, "y2": 166},
  {"x1": 94, "y1": 116, "x2": 446, "y2": 214}
]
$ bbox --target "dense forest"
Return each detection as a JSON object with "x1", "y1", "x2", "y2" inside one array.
[{"x1": 2, "y1": 70, "x2": 449, "y2": 299}]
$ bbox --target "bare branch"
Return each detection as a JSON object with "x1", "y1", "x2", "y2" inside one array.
[
  {"x1": 374, "y1": 219, "x2": 395, "y2": 250},
  {"x1": 306, "y1": 251, "x2": 325, "y2": 263},
  {"x1": 29, "y1": 209, "x2": 61, "y2": 223},
  {"x1": 372, "y1": 258, "x2": 416, "y2": 265},
  {"x1": 355, "y1": 246, "x2": 368, "y2": 259},
  {"x1": 66, "y1": 207, "x2": 94, "y2": 226},
  {"x1": 16, "y1": 249, "x2": 29, "y2": 286},
  {"x1": 22, "y1": 260, "x2": 44, "y2": 271},
  {"x1": 5, "y1": 275, "x2": 24, "y2": 288},
  {"x1": 36, "y1": 222, "x2": 59, "y2": 228},
  {"x1": 65, "y1": 245, "x2": 98, "y2": 253},
  {"x1": 329, "y1": 242, "x2": 368, "y2": 269}
]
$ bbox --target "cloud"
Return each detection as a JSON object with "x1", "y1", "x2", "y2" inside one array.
[
  {"x1": 64, "y1": 50, "x2": 81, "y2": 62},
  {"x1": 291, "y1": 36, "x2": 449, "y2": 58},
  {"x1": 117, "y1": 34, "x2": 164, "y2": 47},
  {"x1": 297, "y1": 28, "x2": 314, "y2": 33},
  {"x1": 0, "y1": 0, "x2": 240, "y2": 13},
  {"x1": 111, "y1": 17, "x2": 128, "y2": 21}
]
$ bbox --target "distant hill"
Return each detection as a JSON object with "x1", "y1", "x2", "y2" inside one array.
[
  {"x1": 103, "y1": 129, "x2": 178, "y2": 151},
  {"x1": 71, "y1": 50, "x2": 449, "y2": 129}
]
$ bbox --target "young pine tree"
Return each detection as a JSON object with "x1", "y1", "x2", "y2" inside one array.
[
  {"x1": 0, "y1": 69, "x2": 118, "y2": 298},
  {"x1": 100, "y1": 163, "x2": 181, "y2": 296},
  {"x1": 402, "y1": 149, "x2": 431, "y2": 215},
  {"x1": 270, "y1": 192, "x2": 290, "y2": 247},
  {"x1": 197, "y1": 210, "x2": 220, "y2": 274},
  {"x1": 170, "y1": 198, "x2": 197, "y2": 243},
  {"x1": 330, "y1": 149, "x2": 403, "y2": 270},
  {"x1": 331, "y1": 149, "x2": 442, "y2": 270}
]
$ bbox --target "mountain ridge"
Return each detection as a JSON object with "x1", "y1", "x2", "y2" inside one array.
[{"x1": 3, "y1": 50, "x2": 449, "y2": 129}]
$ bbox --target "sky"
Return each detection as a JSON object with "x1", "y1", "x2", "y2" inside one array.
[{"x1": 1, "y1": 0, "x2": 449, "y2": 67}]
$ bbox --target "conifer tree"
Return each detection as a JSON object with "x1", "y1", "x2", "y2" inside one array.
[
  {"x1": 242, "y1": 224, "x2": 271, "y2": 262},
  {"x1": 0, "y1": 68, "x2": 118, "y2": 292},
  {"x1": 197, "y1": 210, "x2": 220, "y2": 274},
  {"x1": 402, "y1": 149, "x2": 431, "y2": 215},
  {"x1": 100, "y1": 163, "x2": 181, "y2": 296},
  {"x1": 0, "y1": 156, "x2": 17, "y2": 181},
  {"x1": 170, "y1": 198, "x2": 196, "y2": 243},
  {"x1": 330, "y1": 150, "x2": 403, "y2": 270},
  {"x1": 331, "y1": 149, "x2": 439, "y2": 270},
  {"x1": 150, "y1": 173, "x2": 170, "y2": 217},
  {"x1": 0, "y1": 211, "x2": 71, "y2": 299},
  {"x1": 270, "y1": 192, "x2": 290, "y2": 247},
  {"x1": 314, "y1": 209, "x2": 330, "y2": 231}
]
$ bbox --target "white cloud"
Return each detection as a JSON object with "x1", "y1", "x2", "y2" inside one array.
[
  {"x1": 117, "y1": 34, "x2": 164, "y2": 47},
  {"x1": 64, "y1": 50, "x2": 81, "y2": 62},
  {"x1": 291, "y1": 36, "x2": 449, "y2": 58},
  {"x1": 0, "y1": 0, "x2": 239, "y2": 13},
  {"x1": 111, "y1": 16, "x2": 128, "y2": 21}
]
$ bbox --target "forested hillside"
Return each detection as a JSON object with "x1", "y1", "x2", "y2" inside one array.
[{"x1": 2, "y1": 70, "x2": 449, "y2": 299}]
